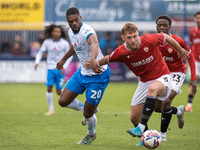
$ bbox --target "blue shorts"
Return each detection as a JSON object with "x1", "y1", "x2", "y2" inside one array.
[
  {"x1": 65, "y1": 67, "x2": 110, "y2": 105},
  {"x1": 46, "y1": 69, "x2": 65, "y2": 90}
]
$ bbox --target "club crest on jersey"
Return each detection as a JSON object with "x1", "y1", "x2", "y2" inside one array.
[
  {"x1": 74, "y1": 43, "x2": 77, "y2": 47},
  {"x1": 168, "y1": 48, "x2": 173, "y2": 53},
  {"x1": 144, "y1": 47, "x2": 149, "y2": 52}
]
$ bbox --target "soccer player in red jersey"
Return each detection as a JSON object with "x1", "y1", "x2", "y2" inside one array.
[
  {"x1": 185, "y1": 11, "x2": 200, "y2": 112},
  {"x1": 155, "y1": 15, "x2": 197, "y2": 142},
  {"x1": 85, "y1": 23, "x2": 190, "y2": 145}
]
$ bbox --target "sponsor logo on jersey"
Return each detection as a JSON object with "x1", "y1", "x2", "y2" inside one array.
[
  {"x1": 163, "y1": 56, "x2": 173, "y2": 61},
  {"x1": 144, "y1": 47, "x2": 149, "y2": 52},
  {"x1": 85, "y1": 29, "x2": 91, "y2": 34},
  {"x1": 193, "y1": 38, "x2": 200, "y2": 44},
  {"x1": 168, "y1": 48, "x2": 173, "y2": 53},
  {"x1": 131, "y1": 55, "x2": 154, "y2": 67}
]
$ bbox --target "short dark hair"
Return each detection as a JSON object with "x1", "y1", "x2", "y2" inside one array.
[
  {"x1": 194, "y1": 11, "x2": 200, "y2": 17},
  {"x1": 156, "y1": 15, "x2": 172, "y2": 26},
  {"x1": 66, "y1": 7, "x2": 80, "y2": 16}
]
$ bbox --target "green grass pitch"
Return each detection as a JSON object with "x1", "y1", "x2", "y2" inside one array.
[{"x1": 0, "y1": 82, "x2": 200, "y2": 150}]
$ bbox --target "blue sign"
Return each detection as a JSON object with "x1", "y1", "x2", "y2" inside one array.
[{"x1": 45, "y1": 0, "x2": 166, "y2": 22}]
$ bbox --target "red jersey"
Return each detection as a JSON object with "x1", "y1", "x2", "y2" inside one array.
[
  {"x1": 157, "y1": 34, "x2": 196, "y2": 81},
  {"x1": 109, "y1": 33, "x2": 170, "y2": 82},
  {"x1": 190, "y1": 27, "x2": 200, "y2": 62}
]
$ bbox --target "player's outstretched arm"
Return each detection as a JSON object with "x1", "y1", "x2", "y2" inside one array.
[
  {"x1": 164, "y1": 33, "x2": 190, "y2": 61},
  {"x1": 56, "y1": 45, "x2": 75, "y2": 70},
  {"x1": 187, "y1": 52, "x2": 197, "y2": 95},
  {"x1": 99, "y1": 55, "x2": 109, "y2": 66},
  {"x1": 83, "y1": 55, "x2": 109, "y2": 70}
]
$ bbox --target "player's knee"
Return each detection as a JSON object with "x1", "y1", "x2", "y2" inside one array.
[
  {"x1": 56, "y1": 89, "x2": 62, "y2": 95},
  {"x1": 147, "y1": 86, "x2": 157, "y2": 97},
  {"x1": 58, "y1": 97, "x2": 67, "y2": 107}
]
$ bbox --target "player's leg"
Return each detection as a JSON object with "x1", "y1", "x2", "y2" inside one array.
[
  {"x1": 55, "y1": 69, "x2": 65, "y2": 96},
  {"x1": 159, "y1": 90, "x2": 175, "y2": 142},
  {"x1": 45, "y1": 70, "x2": 56, "y2": 115},
  {"x1": 58, "y1": 70, "x2": 86, "y2": 112},
  {"x1": 77, "y1": 68, "x2": 110, "y2": 145},
  {"x1": 77, "y1": 101, "x2": 98, "y2": 145},
  {"x1": 186, "y1": 61, "x2": 199, "y2": 112},
  {"x1": 130, "y1": 104, "x2": 144, "y2": 126},
  {"x1": 128, "y1": 80, "x2": 151, "y2": 140},
  {"x1": 58, "y1": 86, "x2": 84, "y2": 112},
  {"x1": 128, "y1": 74, "x2": 171, "y2": 137},
  {"x1": 159, "y1": 72, "x2": 185, "y2": 141},
  {"x1": 186, "y1": 84, "x2": 195, "y2": 112},
  {"x1": 129, "y1": 80, "x2": 150, "y2": 127}
]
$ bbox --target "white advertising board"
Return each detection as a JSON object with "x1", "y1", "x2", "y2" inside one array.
[{"x1": 0, "y1": 61, "x2": 46, "y2": 83}]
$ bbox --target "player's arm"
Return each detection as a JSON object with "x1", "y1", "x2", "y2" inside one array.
[
  {"x1": 56, "y1": 45, "x2": 75, "y2": 70},
  {"x1": 87, "y1": 34, "x2": 102, "y2": 73},
  {"x1": 188, "y1": 52, "x2": 197, "y2": 95},
  {"x1": 34, "y1": 40, "x2": 48, "y2": 70},
  {"x1": 164, "y1": 33, "x2": 190, "y2": 61},
  {"x1": 83, "y1": 55, "x2": 109, "y2": 70},
  {"x1": 99, "y1": 55, "x2": 109, "y2": 66}
]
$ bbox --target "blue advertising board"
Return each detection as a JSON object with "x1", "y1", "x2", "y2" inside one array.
[{"x1": 45, "y1": 0, "x2": 200, "y2": 22}]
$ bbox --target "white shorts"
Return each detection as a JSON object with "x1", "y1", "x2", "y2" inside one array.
[
  {"x1": 169, "y1": 72, "x2": 185, "y2": 93},
  {"x1": 131, "y1": 74, "x2": 172, "y2": 106},
  {"x1": 195, "y1": 61, "x2": 200, "y2": 76}
]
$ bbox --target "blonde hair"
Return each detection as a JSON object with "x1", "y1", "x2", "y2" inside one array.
[{"x1": 121, "y1": 23, "x2": 138, "y2": 35}]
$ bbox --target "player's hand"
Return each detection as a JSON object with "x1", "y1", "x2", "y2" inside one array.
[
  {"x1": 83, "y1": 60, "x2": 92, "y2": 69},
  {"x1": 189, "y1": 80, "x2": 197, "y2": 95},
  {"x1": 34, "y1": 64, "x2": 39, "y2": 71},
  {"x1": 56, "y1": 59, "x2": 65, "y2": 70},
  {"x1": 177, "y1": 48, "x2": 190, "y2": 62},
  {"x1": 91, "y1": 58, "x2": 102, "y2": 73}
]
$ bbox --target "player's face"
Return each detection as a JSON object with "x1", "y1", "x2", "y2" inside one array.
[
  {"x1": 156, "y1": 19, "x2": 171, "y2": 34},
  {"x1": 52, "y1": 27, "x2": 61, "y2": 40},
  {"x1": 67, "y1": 14, "x2": 82, "y2": 33},
  {"x1": 194, "y1": 14, "x2": 200, "y2": 27},
  {"x1": 122, "y1": 31, "x2": 139, "y2": 50}
]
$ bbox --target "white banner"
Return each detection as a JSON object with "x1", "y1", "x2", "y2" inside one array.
[{"x1": 0, "y1": 61, "x2": 46, "y2": 83}]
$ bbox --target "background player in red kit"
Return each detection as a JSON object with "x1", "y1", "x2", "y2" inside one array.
[
  {"x1": 185, "y1": 11, "x2": 200, "y2": 112},
  {"x1": 155, "y1": 15, "x2": 197, "y2": 142},
  {"x1": 84, "y1": 23, "x2": 189, "y2": 145}
]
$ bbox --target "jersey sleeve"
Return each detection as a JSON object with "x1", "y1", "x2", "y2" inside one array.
[
  {"x1": 189, "y1": 29, "x2": 193, "y2": 45},
  {"x1": 108, "y1": 47, "x2": 121, "y2": 63},
  {"x1": 147, "y1": 33, "x2": 166, "y2": 47},
  {"x1": 83, "y1": 26, "x2": 96, "y2": 41},
  {"x1": 35, "y1": 39, "x2": 48, "y2": 64},
  {"x1": 189, "y1": 29, "x2": 195, "y2": 51},
  {"x1": 188, "y1": 51, "x2": 196, "y2": 81},
  {"x1": 39, "y1": 39, "x2": 48, "y2": 53}
]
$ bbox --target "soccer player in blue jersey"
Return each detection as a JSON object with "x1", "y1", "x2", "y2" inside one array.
[
  {"x1": 56, "y1": 7, "x2": 110, "y2": 145},
  {"x1": 34, "y1": 24, "x2": 73, "y2": 116}
]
